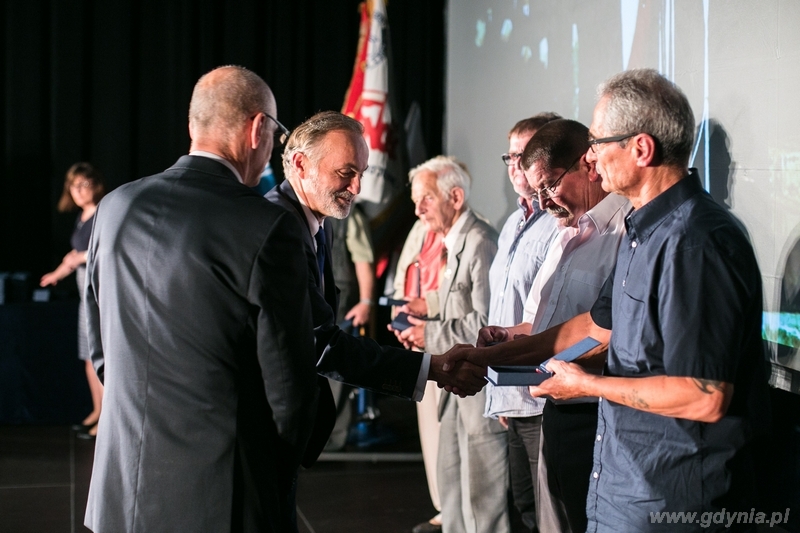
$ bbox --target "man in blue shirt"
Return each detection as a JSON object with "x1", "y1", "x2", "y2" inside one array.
[
  {"x1": 444, "y1": 69, "x2": 768, "y2": 532},
  {"x1": 483, "y1": 113, "x2": 560, "y2": 532}
]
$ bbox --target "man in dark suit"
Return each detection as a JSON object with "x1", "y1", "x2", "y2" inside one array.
[
  {"x1": 266, "y1": 112, "x2": 487, "y2": 463},
  {"x1": 83, "y1": 66, "x2": 318, "y2": 533}
]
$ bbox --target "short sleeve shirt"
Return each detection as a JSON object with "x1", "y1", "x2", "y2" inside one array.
[{"x1": 586, "y1": 171, "x2": 769, "y2": 532}]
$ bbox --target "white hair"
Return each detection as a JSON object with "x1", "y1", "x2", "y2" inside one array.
[{"x1": 408, "y1": 155, "x2": 471, "y2": 201}]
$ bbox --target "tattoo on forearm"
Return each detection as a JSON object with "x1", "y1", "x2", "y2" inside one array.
[
  {"x1": 692, "y1": 378, "x2": 724, "y2": 395},
  {"x1": 622, "y1": 390, "x2": 649, "y2": 409}
]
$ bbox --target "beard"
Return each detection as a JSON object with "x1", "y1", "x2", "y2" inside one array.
[
  {"x1": 307, "y1": 169, "x2": 356, "y2": 219},
  {"x1": 324, "y1": 190, "x2": 355, "y2": 219}
]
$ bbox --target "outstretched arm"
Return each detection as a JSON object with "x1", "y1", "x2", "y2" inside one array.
[
  {"x1": 443, "y1": 311, "x2": 610, "y2": 371},
  {"x1": 40, "y1": 249, "x2": 87, "y2": 286},
  {"x1": 531, "y1": 359, "x2": 732, "y2": 423}
]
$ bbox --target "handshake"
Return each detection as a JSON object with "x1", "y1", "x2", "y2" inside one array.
[{"x1": 427, "y1": 325, "x2": 516, "y2": 398}]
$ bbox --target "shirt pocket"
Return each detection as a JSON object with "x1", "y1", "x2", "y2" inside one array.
[{"x1": 563, "y1": 269, "x2": 607, "y2": 315}]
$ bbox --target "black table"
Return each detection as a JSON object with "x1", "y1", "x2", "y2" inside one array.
[{"x1": 0, "y1": 301, "x2": 91, "y2": 424}]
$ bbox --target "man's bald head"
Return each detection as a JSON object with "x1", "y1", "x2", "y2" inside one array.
[
  {"x1": 188, "y1": 66, "x2": 275, "y2": 142},
  {"x1": 187, "y1": 66, "x2": 278, "y2": 186}
]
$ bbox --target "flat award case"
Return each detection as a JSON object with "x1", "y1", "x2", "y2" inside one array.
[{"x1": 485, "y1": 337, "x2": 601, "y2": 386}]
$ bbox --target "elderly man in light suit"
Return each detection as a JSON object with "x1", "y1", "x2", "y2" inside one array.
[{"x1": 392, "y1": 156, "x2": 503, "y2": 533}]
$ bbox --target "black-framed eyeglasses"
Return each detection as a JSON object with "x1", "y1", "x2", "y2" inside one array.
[
  {"x1": 265, "y1": 113, "x2": 290, "y2": 146},
  {"x1": 501, "y1": 152, "x2": 523, "y2": 166},
  {"x1": 588, "y1": 133, "x2": 637, "y2": 152},
  {"x1": 533, "y1": 155, "x2": 582, "y2": 201}
]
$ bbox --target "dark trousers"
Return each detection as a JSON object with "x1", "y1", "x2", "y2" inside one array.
[
  {"x1": 541, "y1": 400, "x2": 597, "y2": 533},
  {"x1": 507, "y1": 416, "x2": 542, "y2": 533}
]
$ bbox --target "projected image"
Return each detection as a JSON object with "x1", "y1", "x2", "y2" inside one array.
[
  {"x1": 764, "y1": 314, "x2": 800, "y2": 350},
  {"x1": 449, "y1": 0, "x2": 800, "y2": 372}
]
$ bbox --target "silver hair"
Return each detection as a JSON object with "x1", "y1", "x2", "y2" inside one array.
[
  {"x1": 597, "y1": 69, "x2": 695, "y2": 168},
  {"x1": 282, "y1": 111, "x2": 364, "y2": 176},
  {"x1": 408, "y1": 155, "x2": 471, "y2": 201}
]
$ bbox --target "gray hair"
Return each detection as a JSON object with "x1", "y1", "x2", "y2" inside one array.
[
  {"x1": 597, "y1": 69, "x2": 695, "y2": 168},
  {"x1": 408, "y1": 155, "x2": 472, "y2": 201},
  {"x1": 188, "y1": 65, "x2": 271, "y2": 139},
  {"x1": 282, "y1": 111, "x2": 364, "y2": 176}
]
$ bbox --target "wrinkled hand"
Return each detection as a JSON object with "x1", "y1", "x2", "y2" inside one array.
[
  {"x1": 345, "y1": 302, "x2": 371, "y2": 327},
  {"x1": 429, "y1": 352, "x2": 486, "y2": 397},
  {"x1": 528, "y1": 360, "x2": 592, "y2": 401},
  {"x1": 476, "y1": 325, "x2": 510, "y2": 347},
  {"x1": 398, "y1": 297, "x2": 427, "y2": 317},
  {"x1": 395, "y1": 315, "x2": 426, "y2": 350}
]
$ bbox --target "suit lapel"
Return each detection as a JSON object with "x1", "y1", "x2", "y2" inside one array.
[{"x1": 439, "y1": 211, "x2": 474, "y2": 313}]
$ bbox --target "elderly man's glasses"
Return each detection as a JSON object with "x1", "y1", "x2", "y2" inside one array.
[
  {"x1": 501, "y1": 152, "x2": 523, "y2": 166},
  {"x1": 588, "y1": 133, "x2": 637, "y2": 152},
  {"x1": 533, "y1": 156, "x2": 582, "y2": 201},
  {"x1": 265, "y1": 113, "x2": 290, "y2": 146}
]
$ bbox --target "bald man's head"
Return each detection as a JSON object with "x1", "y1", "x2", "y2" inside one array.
[{"x1": 188, "y1": 66, "x2": 275, "y2": 143}]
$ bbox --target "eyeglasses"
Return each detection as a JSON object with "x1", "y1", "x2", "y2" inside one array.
[
  {"x1": 588, "y1": 133, "x2": 637, "y2": 152},
  {"x1": 265, "y1": 113, "x2": 290, "y2": 146},
  {"x1": 501, "y1": 152, "x2": 523, "y2": 166},
  {"x1": 533, "y1": 156, "x2": 581, "y2": 201},
  {"x1": 70, "y1": 181, "x2": 94, "y2": 190}
]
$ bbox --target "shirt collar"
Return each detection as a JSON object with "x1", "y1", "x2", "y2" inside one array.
[
  {"x1": 579, "y1": 193, "x2": 631, "y2": 235},
  {"x1": 290, "y1": 183, "x2": 322, "y2": 238},
  {"x1": 518, "y1": 197, "x2": 547, "y2": 227},
  {"x1": 188, "y1": 151, "x2": 244, "y2": 184},
  {"x1": 443, "y1": 208, "x2": 471, "y2": 252},
  {"x1": 625, "y1": 168, "x2": 702, "y2": 244}
]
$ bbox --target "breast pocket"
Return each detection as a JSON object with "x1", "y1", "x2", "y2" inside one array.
[{"x1": 563, "y1": 269, "x2": 606, "y2": 315}]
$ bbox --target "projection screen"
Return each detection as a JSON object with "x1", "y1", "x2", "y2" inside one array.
[{"x1": 445, "y1": 0, "x2": 800, "y2": 383}]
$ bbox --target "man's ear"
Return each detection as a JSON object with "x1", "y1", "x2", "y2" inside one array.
[
  {"x1": 584, "y1": 155, "x2": 601, "y2": 183},
  {"x1": 249, "y1": 113, "x2": 266, "y2": 150},
  {"x1": 631, "y1": 133, "x2": 657, "y2": 167},
  {"x1": 450, "y1": 187, "x2": 466, "y2": 211},
  {"x1": 289, "y1": 151, "x2": 310, "y2": 179}
]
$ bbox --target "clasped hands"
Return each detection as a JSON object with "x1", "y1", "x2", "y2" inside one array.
[{"x1": 435, "y1": 325, "x2": 592, "y2": 400}]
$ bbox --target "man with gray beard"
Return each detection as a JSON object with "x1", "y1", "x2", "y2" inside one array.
[{"x1": 266, "y1": 112, "x2": 487, "y2": 471}]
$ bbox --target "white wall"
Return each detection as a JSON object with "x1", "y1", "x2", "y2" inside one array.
[{"x1": 446, "y1": 0, "x2": 800, "y2": 371}]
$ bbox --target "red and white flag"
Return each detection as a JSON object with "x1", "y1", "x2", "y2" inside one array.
[{"x1": 342, "y1": 0, "x2": 394, "y2": 210}]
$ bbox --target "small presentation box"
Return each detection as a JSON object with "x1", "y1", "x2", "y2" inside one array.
[{"x1": 486, "y1": 337, "x2": 601, "y2": 386}]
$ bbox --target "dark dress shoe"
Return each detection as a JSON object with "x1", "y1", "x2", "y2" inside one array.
[{"x1": 412, "y1": 521, "x2": 442, "y2": 533}]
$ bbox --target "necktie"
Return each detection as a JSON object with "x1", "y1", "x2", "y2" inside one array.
[{"x1": 314, "y1": 228, "x2": 327, "y2": 283}]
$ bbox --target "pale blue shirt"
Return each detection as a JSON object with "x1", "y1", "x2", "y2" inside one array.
[{"x1": 483, "y1": 200, "x2": 558, "y2": 418}]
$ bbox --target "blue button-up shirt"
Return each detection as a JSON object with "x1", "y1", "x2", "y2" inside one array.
[
  {"x1": 484, "y1": 201, "x2": 558, "y2": 418},
  {"x1": 586, "y1": 171, "x2": 769, "y2": 532}
]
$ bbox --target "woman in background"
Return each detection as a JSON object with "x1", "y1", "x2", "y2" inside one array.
[{"x1": 40, "y1": 163, "x2": 105, "y2": 439}]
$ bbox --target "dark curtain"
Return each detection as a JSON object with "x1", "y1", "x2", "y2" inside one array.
[{"x1": 0, "y1": 0, "x2": 445, "y2": 276}]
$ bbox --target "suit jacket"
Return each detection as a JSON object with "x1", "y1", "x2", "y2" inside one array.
[
  {"x1": 83, "y1": 155, "x2": 318, "y2": 533},
  {"x1": 265, "y1": 181, "x2": 424, "y2": 462},
  {"x1": 420, "y1": 210, "x2": 498, "y2": 416}
]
